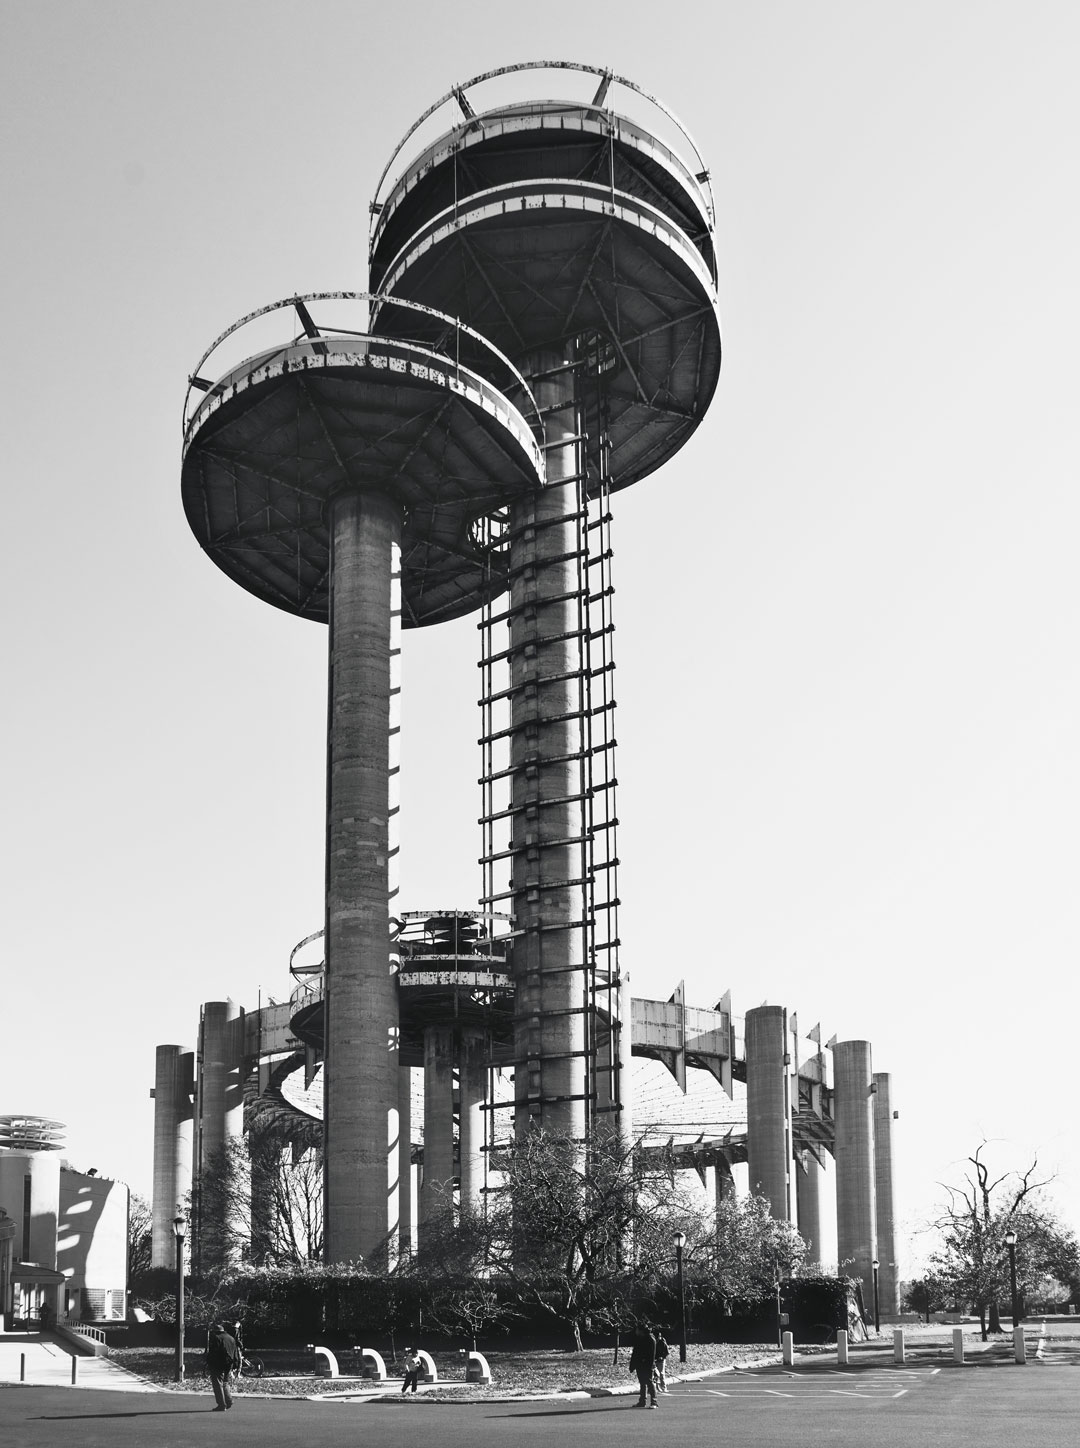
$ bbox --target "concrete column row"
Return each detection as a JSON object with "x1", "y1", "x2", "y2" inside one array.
[{"x1": 742, "y1": 1013, "x2": 898, "y2": 1313}]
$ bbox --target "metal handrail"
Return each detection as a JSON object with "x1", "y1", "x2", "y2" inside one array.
[
  {"x1": 182, "y1": 292, "x2": 543, "y2": 445},
  {"x1": 370, "y1": 60, "x2": 715, "y2": 229}
]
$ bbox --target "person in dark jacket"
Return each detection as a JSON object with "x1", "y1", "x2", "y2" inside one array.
[
  {"x1": 206, "y1": 1321, "x2": 241, "y2": 1411},
  {"x1": 628, "y1": 1325, "x2": 658, "y2": 1407}
]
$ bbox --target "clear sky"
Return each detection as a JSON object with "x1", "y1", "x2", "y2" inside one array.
[{"x1": 3, "y1": 0, "x2": 1078, "y2": 1266}]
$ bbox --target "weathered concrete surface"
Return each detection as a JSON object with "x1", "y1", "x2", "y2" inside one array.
[
  {"x1": 323, "y1": 490, "x2": 402, "y2": 1267},
  {"x1": 834, "y1": 1039, "x2": 877, "y2": 1304},
  {"x1": 746, "y1": 1005, "x2": 792, "y2": 1220},
  {"x1": 150, "y1": 1045, "x2": 193, "y2": 1269}
]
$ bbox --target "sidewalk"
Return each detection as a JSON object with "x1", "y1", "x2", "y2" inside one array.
[{"x1": 0, "y1": 1334, "x2": 156, "y2": 1392}]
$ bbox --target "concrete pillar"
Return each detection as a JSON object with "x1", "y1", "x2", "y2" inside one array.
[
  {"x1": 796, "y1": 1149, "x2": 824, "y2": 1265},
  {"x1": 458, "y1": 1029, "x2": 487, "y2": 1217},
  {"x1": 323, "y1": 489, "x2": 402, "y2": 1267},
  {"x1": 196, "y1": 1000, "x2": 243, "y2": 1273},
  {"x1": 150, "y1": 1045, "x2": 193, "y2": 1268},
  {"x1": 420, "y1": 1025, "x2": 455, "y2": 1232},
  {"x1": 745, "y1": 1005, "x2": 793, "y2": 1220},
  {"x1": 509, "y1": 350, "x2": 586, "y2": 1142},
  {"x1": 398, "y1": 1064, "x2": 414, "y2": 1259},
  {"x1": 873, "y1": 1072, "x2": 899, "y2": 1316},
  {"x1": 834, "y1": 1040, "x2": 877, "y2": 1307}
]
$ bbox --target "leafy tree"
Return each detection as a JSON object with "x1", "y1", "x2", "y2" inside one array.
[
  {"x1": 926, "y1": 1143, "x2": 1079, "y2": 1338},
  {"x1": 902, "y1": 1273, "x2": 950, "y2": 1323}
]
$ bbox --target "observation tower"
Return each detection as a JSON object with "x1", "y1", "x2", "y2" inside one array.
[
  {"x1": 368, "y1": 63, "x2": 720, "y2": 1148},
  {"x1": 182, "y1": 297, "x2": 543, "y2": 1265},
  {"x1": 181, "y1": 62, "x2": 720, "y2": 1267}
]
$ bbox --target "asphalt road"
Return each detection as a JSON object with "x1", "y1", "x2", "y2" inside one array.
[{"x1": 2, "y1": 1342, "x2": 1077, "y2": 1448}]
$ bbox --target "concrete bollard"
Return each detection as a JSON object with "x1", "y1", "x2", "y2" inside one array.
[
  {"x1": 952, "y1": 1328, "x2": 965, "y2": 1364},
  {"x1": 20, "y1": 1353, "x2": 26, "y2": 1382},
  {"x1": 893, "y1": 1329, "x2": 905, "y2": 1364},
  {"x1": 466, "y1": 1350, "x2": 491, "y2": 1384},
  {"x1": 1013, "y1": 1327, "x2": 1026, "y2": 1364},
  {"x1": 837, "y1": 1330, "x2": 849, "y2": 1365},
  {"x1": 306, "y1": 1344, "x2": 339, "y2": 1378},
  {"x1": 70, "y1": 1356, "x2": 79, "y2": 1385},
  {"x1": 360, "y1": 1347, "x2": 386, "y2": 1382},
  {"x1": 782, "y1": 1331, "x2": 794, "y2": 1366}
]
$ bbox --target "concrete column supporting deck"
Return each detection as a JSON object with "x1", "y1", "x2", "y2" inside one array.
[
  {"x1": 151, "y1": 1045, "x2": 193, "y2": 1268},
  {"x1": 323, "y1": 489, "x2": 402, "y2": 1268},
  {"x1": 873, "y1": 1072, "x2": 899, "y2": 1316},
  {"x1": 458, "y1": 1029, "x2": 487, "y2": 1216},
  {"x1": 796, "y1": 1150, "x2": 824, "y2": 1265},
  {"x1": 398, "y1": 1064, "x2": 414, "y2": 1259},
  {"x1": 745, "y1": 1005, "x2": 793, "y2": 1220},
  {"x1": 420, "y1": 1025, "x2": 455, "y2": 1230},
  {"x1": 196, "y1": 1001, "x2": 243, "y2": 1273},
  {"x1": 509, "y1": 350, "x2": 586, "y2": 1142},
  {"x1": 834, "y1": 1040, "x2": 877, "y2": 1307}
]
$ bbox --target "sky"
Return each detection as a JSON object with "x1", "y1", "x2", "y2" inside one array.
[{"x1": 3, "y1": 1, "x2": 1079, "y2": 1269}]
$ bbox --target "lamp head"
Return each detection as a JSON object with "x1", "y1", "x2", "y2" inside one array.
[
  {"x1": 1005, "y1": 1229, "x2": 1017, "y2": 1247},
  {"x1": 872, "y1": 1258, "x2": 879, "y2": 1270},
  {"x1": 172, "y1": 1212, "x2": 187, "y2": 1242},
  {"x1": 673, "y1": 1230, "x2": 686, "y2": 1250}
]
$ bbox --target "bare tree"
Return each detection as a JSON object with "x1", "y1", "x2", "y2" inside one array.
[
  {"x1": 127, "y1": 1193, "x2": 154, "y2": 1286},
  {"x1": 195, "y1": 1123, "x2": 323, "y2": 1274},
  {"x1": 926, "y1": 1143, "x2": 1076, "y2": 1339}
]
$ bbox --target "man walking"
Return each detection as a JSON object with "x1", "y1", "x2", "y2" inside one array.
[
  {"x1": 629, "y1": 1324, "x2": 658, "y2": 1408},
  {"x1": 206, "y1": 1321, "x2": 241, "y2": 1411},
  {"x1": 401, "y1": 1346, "x2": 423, "y2": 1394}
]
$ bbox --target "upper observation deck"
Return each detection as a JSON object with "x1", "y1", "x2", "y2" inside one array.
[
  {"x1": 368, "y1": 62, "x2": 721, "y2": 494},
  {"x1": 181, "y1": 293, "x2": 544, "y2": 626}
]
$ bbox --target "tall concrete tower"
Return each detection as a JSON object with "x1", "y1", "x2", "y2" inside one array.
[
  {"x1": 182, "y1": 63, "x2": 721, "y2": 1264},
  {"x1": 368, "y1": 61, "x2": 721, "y2": 1145},
  {"x1": 182, "y1": 297, "x2": 542, "y2": 1265}
]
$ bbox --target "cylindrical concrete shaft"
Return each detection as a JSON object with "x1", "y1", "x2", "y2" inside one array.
[
  {"x1": 834, "y1": 1040, "x2": 877, "y2": 1307},
  {"x1": 324, "y1": 490, "x2": 402, "y2": 1267},
  {"x1": 873, "y1": 1072, "x2": 899, "y2": 1316},
  {"x1": 796, "y1": 1150, "x2": 824, "y2": 1265},
  {"x1": 420, "y1": 1025, "x2": 455, "y2": 1231},
  {"x1": 458, "y1": 1029, "x2": 488, "y2": 1216},
  {"x1": 510, "y1": 350, "x2": 586, "y2": 1140},
  {"x1": 197, "y1": 1000, "x2": 243, "y2": 1273},
  {"x1": 398, "y1": 1064, "x2": 414, "y2": 1258},
  {"x1": 745, "y1": 1006, "x2": 793, "y2": 1220},
  {"x1": 151, "y1": 1045, "x2": 193, "y2": 1268}
]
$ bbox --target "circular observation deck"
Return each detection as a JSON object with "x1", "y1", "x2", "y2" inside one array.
[
  {"x1": 285, "y1": 912, "x2": 514, "y2": 1066},
  {"x1": 368, "y1": 62, "x2": 721, "y2": 493},
  {"x1": 0, "y1": 1115, "x2": 65, "y2": 1151},
  {"x1": 182, "y1": 294, "x2": 544, "y2": 626}
]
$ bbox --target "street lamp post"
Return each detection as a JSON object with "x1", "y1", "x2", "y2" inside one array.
[
  {"x1": 673, "y1": 1231, "x2": 687, "y2": 1363},
  {"x1": 172, "y1": 1213, "x2": 187, "y2": 1384},
  {"x1": 1005, "y1": 1229, "x2": 1020, "y2": 1326},
  {"x1": 871, "y1": 1258, "x2": 880, "y2": 1334}
]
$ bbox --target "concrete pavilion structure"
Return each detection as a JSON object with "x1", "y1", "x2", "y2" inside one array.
[{"x1": 171, "y1": 62, "x2": 900, "y2": 1306}]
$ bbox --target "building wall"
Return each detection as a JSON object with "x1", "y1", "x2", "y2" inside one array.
[
  {"x1": 57, "y1": 1169, "x2": 129, "y2": 1320},
  {"x1": 0, "y1": 1150, "x2": 60, "y2": 1268}
]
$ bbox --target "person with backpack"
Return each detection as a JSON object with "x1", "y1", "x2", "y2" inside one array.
[
  {"x1": 628, "y1": 1324, "x2": 658, "y2": 1407},
  {"x1": 206, "y1": 1321, "x2": 241, "y2": 1411},
  {"x1": 653, "y1": 1328, "x2": 670, "y2": 1392}
]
